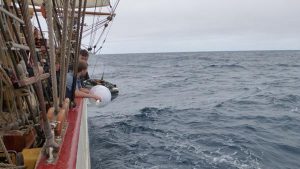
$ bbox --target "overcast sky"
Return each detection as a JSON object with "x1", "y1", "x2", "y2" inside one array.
[{"x1": 96, "y1": 0, "x2": 300, "y2": 54}]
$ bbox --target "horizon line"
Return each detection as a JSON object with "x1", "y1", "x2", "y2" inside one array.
[{"x1": 98, "y1": 49, "x2": 300, "y2": 55}]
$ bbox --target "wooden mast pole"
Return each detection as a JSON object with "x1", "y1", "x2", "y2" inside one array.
[
  {"x1": 20, "y1": 0, "x2": 58, "y2": 148},
  {"x1": 31, "y1": 8, "x2": 112, "y2": 16},
  {"x1": 44, "y1": 0, "x2": 59, "y2": 112},
  {"x1": 63, "y1": 0, "x2": 76, "y2": 100},
  {"x1": 59, "y1": 0, "x2": 70, "y2": 105},
  {"x1": 78, "y1": 0, "x2": 88, "y2": 49},
  {"x1": 70, "y1": 0, "x2": 83, "y2": 102}
]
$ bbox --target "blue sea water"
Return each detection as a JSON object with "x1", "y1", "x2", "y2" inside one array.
[{"x1": 88, "y1": 51, "x2": 300, "y2": 169}]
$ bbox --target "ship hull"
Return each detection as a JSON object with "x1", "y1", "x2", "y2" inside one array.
[{"x1": 36, "y1": 98, "x2": 91, "y2": 169}]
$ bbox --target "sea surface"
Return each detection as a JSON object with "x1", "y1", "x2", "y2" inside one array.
[{"x1": 87, "y1": 51, "x2": 300, "y2": 169}]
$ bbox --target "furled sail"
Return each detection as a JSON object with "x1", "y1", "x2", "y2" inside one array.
[{"x1": 30, "y1": 0, "x2": 110, "y2": 8}]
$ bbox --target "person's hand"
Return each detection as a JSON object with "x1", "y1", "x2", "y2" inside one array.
[{"x1": 93, "y1": 95, "x2": 102, "y2": 102}]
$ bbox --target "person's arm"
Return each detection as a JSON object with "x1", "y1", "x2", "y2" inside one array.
[
  {"x1": 75, "y1": 89, "x2": 101, "y2": 101},
  {"x1": 79, "y1": 87, "x2": 90, "y2": 94}
]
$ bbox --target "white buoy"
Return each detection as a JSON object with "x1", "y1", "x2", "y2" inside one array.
[{"x1": 89, "y1": 85, "x2": 111, "y2": 107}]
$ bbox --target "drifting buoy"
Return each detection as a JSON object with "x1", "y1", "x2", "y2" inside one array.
[{"x1": 89, "y1": 85, "x2": 111, "y2": 107}]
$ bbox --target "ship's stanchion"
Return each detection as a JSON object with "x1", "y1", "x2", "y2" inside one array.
[
  {"x1": 46, "y1": 123, "x2": 56, "y2": 164},
  {"x1": 63, "y1": 98, "x2": 70, "y2": 119},
  {"x1": 47, "y1": 106, "x2": 66, "y2": 138},
  {"x1": 46, "y1": 107, "x2": 57, "y2": 163},
  {"x1": 45, "y1": 104, "x2": 68, "y2": 163},
  {"x1": 55, "y1": 108, "x2": 66, "y2": 142}
]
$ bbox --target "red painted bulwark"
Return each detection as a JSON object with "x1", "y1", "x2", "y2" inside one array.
[{"x1": 36, "y1": 98, "x2": 84, "y2": 169}]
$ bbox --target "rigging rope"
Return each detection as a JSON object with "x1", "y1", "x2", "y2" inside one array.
[
  {"x1": 82, "y1": 19, "x2": 108, "y2": 39},
  {"x1": 78, "y1": 0, "x2": 88, "y2": 54},
  {"x1": 20, "y1": 0, "x2": 57, "y2": 149},
  {"x1": 88, "y1": 0, "x2": 99, "y2": 48},
  {"x1": 59, "y1": 0, "x2": 70, "y2": 105},
  {"x1": 30, "y1": 0, "x2": 50, "y2": 63},
  {"x1": 45, "y1": 0, "x2": 59, "y2": 113},
  {"x1": 63, "y1": 0, "x2": 77, "y2": 100},
  {"x1": 93, "y1": 22, "x2": 109, "y2": 48},
  {"x1": 95, "y1": 19, "x2": 114, "y2": 54},
  {"x1": 81, "y1": 0, "x2": 120, "y2": 52},
  {"x1": 30, "y1": 1, "x2": 54, "y2": 106},
  {"x1": 94, "y1": 0, "x2": 119, "y2": 51},
  {"x1": 90, "y1": 0, "x2": 120, "y2": 77},
  {"x1": 90, "y1": 20, "x2": 113, "y2": 76},
  {"x1": 70, "y1": 0, "x2": 85, "y2": 102}
]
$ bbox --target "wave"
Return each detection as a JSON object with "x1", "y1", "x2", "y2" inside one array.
[
  {"x1": 205, "y1": 64, "x2": 246, "y2": 69},
  {"x1": 276, "y1": 63, "x2": 300, "y2": 67},
  {"x1": 100, "y1": 120, "x2": 165, "y2": 135},
  {"x1": 215, "y1": 99, "x2": 267, "y2": 108},
  {"x1": 214, "y1": 93, "x2": 300, "y2": 111},
  {"x1": 276, "y1": 94, "x2": 300, "y2": 103}
]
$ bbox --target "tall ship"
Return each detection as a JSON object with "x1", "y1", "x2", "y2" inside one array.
[{"x1": 0, "y1": 0, "x2": 119, "y2": 168}]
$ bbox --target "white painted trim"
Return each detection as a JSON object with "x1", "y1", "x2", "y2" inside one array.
[{"x1": 76, "y1": 99, "x2": 91, "y2": 169}]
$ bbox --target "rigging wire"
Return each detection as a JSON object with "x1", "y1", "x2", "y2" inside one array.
[
  {"x1": 93, "y1": 22, "x2": 109, "y2": 48},
  {"x1": 82, "y1": 18, "x2": 108, "y2": 38},
  {"x1": 91, "y1": 20, "x2": 113, "y2": 76},
  {"x1": 93, "y1": 0, "x2": 120, "y2": 51},
  {"x1": 83, "y1": 19, "x2": 106, "y2": 33},
  {"x1": 90, "y1": 8, "x2": 104, "y2": 47},
  {"x1": 94, "y1": 18, "x2": 114, "y2": 54},
  {"x1": 82, "y1": 0, "x2": 120, "y2": 41},
  {"x1": 30, "y1": 0, "x2": 50, "y2": 60},
  {"x1": 85, "y1": 0, "x2": 120, "y2": 48},
  {"x1": 90, "y1": 0, "x2": 120, "y2": 76},
  {"x1": 88, "y1": 0, "x2": 99, "y2": 48}
]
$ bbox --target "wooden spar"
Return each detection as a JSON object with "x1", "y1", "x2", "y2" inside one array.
[
  {"x1": 0, "y1": 1, "x2": 22, "y2": 81},
  {"x1": 30, "y1": 7, "x2": 112, "y2": 16},
  {"x1": 20, "y1": 0, "x2": 56, "y2": 147},
  {"x1": 78, "y1": 11, "x2": 111, "y2": 16},
  {"x1": 63, "y1": 0, "x2": 76, "y2": 101},
  {"x1": 59, "y1": 0, "x2": 70, "y2": 105},
  {"x1": 75, "y1": 0, "x2": 84, "y2": 65},
  {"x1": 71, "y1": 0, "x2": 83, "y2": 102},
  {"x1": 79, "y1": 0, "x2": 88, "y2": 51},
  {"x1": 45, "y1": 0, "x2": 59, "y2": 113},
  {"x1": 52, "y1": 1, "x2": 62, "y2": 43},
  {"x1": 0, "y1": 7, "x2": 25, "y2": 24},
  {"x1": 30, "y1": 0, "x2": 51, "y2": 70}
]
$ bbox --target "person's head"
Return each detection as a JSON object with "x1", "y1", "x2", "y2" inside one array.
[
  {"x1": 77, "y1": 61, "x2": 88, "y2": 77},
  {"x1": 79, "y1": 49, "x2": 89, "y2": 62},
  {"x1": 55, "y1": 62, "x2": 60, "y2": 71}
]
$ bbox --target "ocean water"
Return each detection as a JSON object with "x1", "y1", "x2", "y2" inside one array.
[{"x1": 88, "y1": 51, "x2": 300, "y2": 169}]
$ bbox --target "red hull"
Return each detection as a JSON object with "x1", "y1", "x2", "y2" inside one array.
[{"x1": 36, "y1": 98, "x2": 84, "y2": 169}]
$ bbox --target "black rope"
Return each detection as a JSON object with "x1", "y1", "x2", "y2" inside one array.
[
  {"x1": 30, "y1": 0, "x2": 50, "y2": 60},
  {"x1": 70, "y1": 0, "x2": 83, "y2": 102},
  {"x1": 89, "y1": 0, "x2": 99, "y2": 48},
  {"x1": 93, "y1": 22, "x2": 109, "y2": 47},
  {"x1": 82, "y1": 19, "x2": 108, "y2": 39}
]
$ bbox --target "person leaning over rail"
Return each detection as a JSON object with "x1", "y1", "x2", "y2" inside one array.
[
  {"x1": 68, "y1": 49, "x2": 90, "y2": 85},
  {"x1": 79, "y1": 49, "x2": 90, "y2": 81},
  {"x1": 66, "y1": 61, "x2": 101, "y2": 101}
]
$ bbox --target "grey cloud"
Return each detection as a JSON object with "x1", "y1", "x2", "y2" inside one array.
[{"x1": 97, "y1": 0, "x2": 300, "y2": 53}]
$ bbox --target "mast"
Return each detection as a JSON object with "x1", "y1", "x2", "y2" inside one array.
[
  {"x1": 63, "y1": 0, "x2": 76, "y2": 101},
  {"x1": 21, "y1": 0, "x2": 58, "y2": 148},
  {"x1": 0, "y1": 0, "x2": 119, "y2": 167},
  {"x1": 59, "y1": 0, "x2": 70, "y2": 105},
  {"x1": 45, "y1": 0, "x2": 59, "y2": 113},
  {"x1": 70, "y1": 0, "x2": 83, "y2": 102}
]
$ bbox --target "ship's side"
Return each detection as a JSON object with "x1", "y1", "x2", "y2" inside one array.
[
  {"x1": 0, "y1": 0, "x2": 118, "y2": 168},
  {"x1": 35, "y1": 98, "x2": 90, "y2": 169}
]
